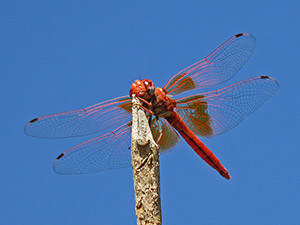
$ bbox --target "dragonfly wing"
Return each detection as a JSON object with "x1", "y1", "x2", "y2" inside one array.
[
  {"x1": 150, "y1": 117, "x2": 180, "y2": 153},
  {"x1": 175, "y1": 76, "x2": 279, "y2": 137},
  {"x1": 25, "y1": 96, "x2": 132, "y2": 138},
  {"x1": 54, "y1": 123, "x2": 132, "y2": 174},
  {"x1": 54, "y1": 118, "x2": 180, "y2": 174},
  {"x1": 163, "y1": 33, "x2": 256, "y2": 95}
]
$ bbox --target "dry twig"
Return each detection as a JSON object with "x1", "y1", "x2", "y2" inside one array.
[{"x1": 131, "y1": 95, "x2": 162, "y2": 225}]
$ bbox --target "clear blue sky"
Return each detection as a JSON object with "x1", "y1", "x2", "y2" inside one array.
[{"x1": 1, "y1": 1, "x2": 299, "y2": 224}]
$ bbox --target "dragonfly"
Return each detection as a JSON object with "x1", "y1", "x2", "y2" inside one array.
[{"x1": 25, "y1": 33, "x2": 279, "y2": 179}]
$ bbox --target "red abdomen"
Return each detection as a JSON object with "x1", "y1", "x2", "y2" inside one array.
[{"x1": 166, "y1": 111, "x2": 231, "y2": 179}]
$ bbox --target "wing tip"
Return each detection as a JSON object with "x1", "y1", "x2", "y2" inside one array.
[
  {"x1": 24, "y1": 118, "x2": 40, "y2": 136},
  {"x1": 260, "y1": 75, "x2": 269, "y2": 79},
  {"x1": 234, "y1": 33, "x2": 256, "y2": 44},
  {"x1": 235, "y1": 32, "x2": 253, "y2": 38},
  {"x1": 56, "y1": 153, "x2": 65, "y2": 160},
  {"x1": 53, "y1": 154, "x2": 66, "y2": 175},
  {"x1": 235, "y1": 33, "x2": 244, "y2": 38},
  {"x1": 259, "y1": 75, "x2": 279, "y2": 88},
  {"x1": 29, "y1": 118, "x2": 39, "y2": 123}
]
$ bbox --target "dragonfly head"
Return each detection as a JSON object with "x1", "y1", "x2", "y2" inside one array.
[{"x1": 130, "y1": 79, "x2": 155, "y2": 100}]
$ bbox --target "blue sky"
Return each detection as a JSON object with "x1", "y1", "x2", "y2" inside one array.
[{"x1": 1, "y1": 0, "x2": 300, "y2": 224}]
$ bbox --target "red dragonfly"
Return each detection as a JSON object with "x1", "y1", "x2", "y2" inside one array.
[{"x1": 25, "y1": 33, "x2": 278, "y2": 179}]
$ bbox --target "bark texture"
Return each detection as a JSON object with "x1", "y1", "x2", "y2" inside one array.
[{"x1": 131, "y1": 95, "x2": 162, "y2": 225}]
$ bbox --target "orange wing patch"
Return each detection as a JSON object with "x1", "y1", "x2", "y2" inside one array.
[
  {"x1": 176, "y1": 95, "x2": 213, "y2": 137},
  {"x1": 118, "y1": 98, "x2": 132, "y2": 113},
  {"x1": 164, "y1": 73, "x2": 196, "y2": 95},
  {"x1": 150, "y1": 118, "x2": 180, "y2": 152}
]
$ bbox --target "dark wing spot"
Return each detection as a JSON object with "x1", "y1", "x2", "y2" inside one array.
[
  {"x1": 29, "y1": 118, "x2": 39, "y2": 123},
  {"x1": 260, "y1": 76, "x2": 269, "y2": 79},
  {"x1": 56, "y1": 153, "x2": 64, "y2": 160},
  {"x1": 235, "y1": 33, "x2": 244, "y2": 38}
]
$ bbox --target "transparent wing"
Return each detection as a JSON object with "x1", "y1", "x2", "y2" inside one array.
[
  {"x1": 175, "y1": 76, "x2": 279, "y2": 137},
  {"x1": 53, "y1": 115, "x2": 181, "y2": 174},
  {"x1": 54, "y1": 122, "x2": 132, "y2": 174},
  {"x1": 150, "y1": 117, "x2": 180, "y2": 153},
  {"x1": 163, "y1": 33, "x2": 256, "y2": 95},
  {"x1": 25, "y1": 96, "x2": 132, "y2": 138}
]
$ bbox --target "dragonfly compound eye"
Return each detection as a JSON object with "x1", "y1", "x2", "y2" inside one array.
[{"x1": 143, "y1": 79, "x2": 155, "y2": 96}]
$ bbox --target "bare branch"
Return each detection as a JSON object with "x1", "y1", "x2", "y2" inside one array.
[{"x1": 131, "y1": 95, "x2": 162, "y2": 225}]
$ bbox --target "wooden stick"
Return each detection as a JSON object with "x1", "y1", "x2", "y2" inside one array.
[{"x1": 131, "y1": 95, "x2": 162, "y2": 225}]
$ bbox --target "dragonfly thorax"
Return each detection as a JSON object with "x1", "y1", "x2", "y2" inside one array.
[
  {"x1": 151, "y1": 87, "x2": 176, "y2": 117},
  {"x1": 129, "y1": 80, "x2": 176, "y2": 117}
]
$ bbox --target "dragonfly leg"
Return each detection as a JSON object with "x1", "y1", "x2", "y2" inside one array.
[
  {"x1": 136, "y1": 97, "x2": 154, "y2": 115},
  {"x1": 137, "y1": 96, "x2": 152, "y2": 107},
  {"x1": 140, "y1": 105, "x2": 154, "y2": 115}
]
